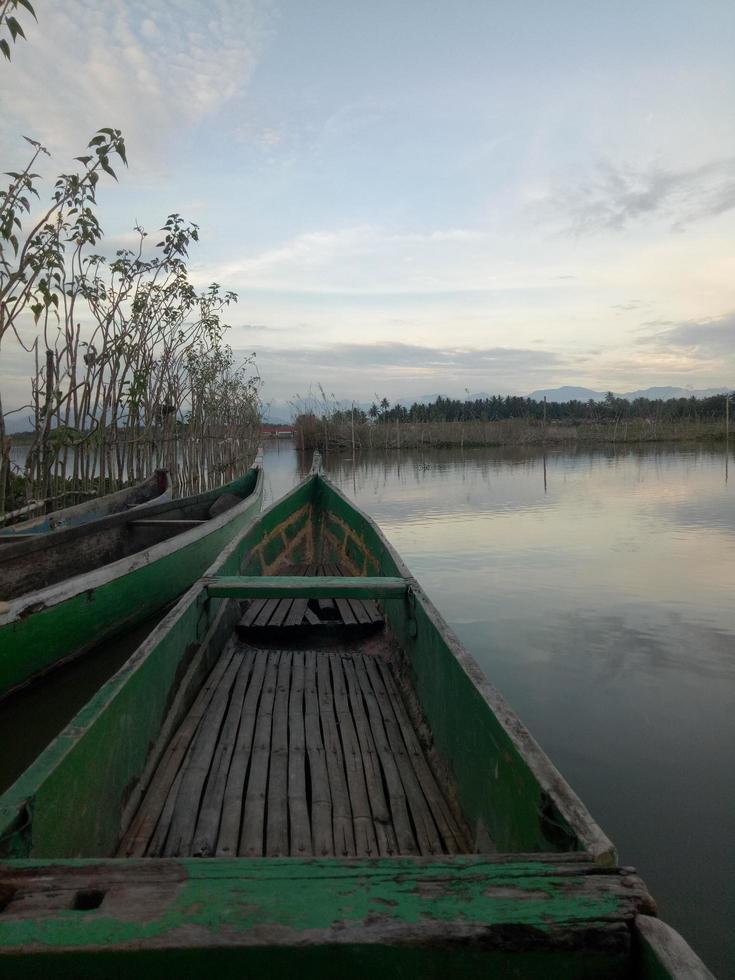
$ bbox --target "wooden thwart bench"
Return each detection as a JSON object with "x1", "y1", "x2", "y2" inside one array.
[{"x1": 209, "y1": 563, "x2": 403, "y2": 631}]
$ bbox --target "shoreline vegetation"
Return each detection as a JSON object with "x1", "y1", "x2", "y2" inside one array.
[
  {"x1": 294, "y1": 392, "x2": 735, "y2": 451},
  {"x1": 1, "y1": 124, "x2": 260, "y2": 521}
]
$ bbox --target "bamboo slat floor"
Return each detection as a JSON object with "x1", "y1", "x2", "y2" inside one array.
[{"x1": 119, "y1": 641, "x2": 470, "y2": 858}]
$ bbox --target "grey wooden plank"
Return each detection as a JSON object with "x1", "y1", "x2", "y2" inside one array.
[
  {"x1": 328, "y1": 563, "x2": 373, "y2": 625},
  {"x1": 268, "y1": 564, "x2": 306, "y2": 626},
  {"x1": 353, "y1": 655, "x2": 418, "y2": 855},
  {"x1": 323, "y1": 563, "x2": 357, "y2": 625},
  {"x1": 191, "y1": 650, "x2": 255, "y2": 857},
  {"x1": 377, "y1": 659, "x2": 468, "y2": 854},
  {"x1": 316, "y1": 651, "x2": 355, "y2": 856},
  {"x1": 342, "y1": 656, "x2": 398, "y2": 856},
  {"x1": 349, "y1": 597, "x2": 373, "y2": 625},
  {"x1": 283, "y1": 599, "x2": 307, "y2": 627},
  {"x1": 239, "y1": 599, "x2": 268, "y2": 628},
  {"x1": 304, "y1": 607, "x2": 321, "y2": 625},
  {"x1": 330, "y1": 653, "x2": 379, "y2": 857},
  {"x1": 268, "y1": 596, "x2": 294, "y2": 627},
  {"x1": 304, "y1": 652, "x2": 333, "y2": 856},
  {"x1": 118, "y1": 644, "x2": 238, "y2": 857},
  {"x1": 364, "y1": 599, "x2": 384, "y2": 623},
  {"x1": 162, "y1": 653, "x2": 242, "y2": 856},
  {"x1": 363, "y1": 655, "x2": 443, "y2": 856},
  {"x1": 215, "y1": 651, "x2": 269, "y2": 856},
  {"x1": 266, "y1": 652, "x2": 292, "y2": 856},
  {"x1": 288, "y1": 651, "x2": 312, "y2": 856},
  {"x1": 238, "y1": 651, "x2": 281, "y2": 856},
  {"x1": 254, "y1": 596, "x2": 281, "y2": 628},
  {"x1": 282, "y1": 563, "x2": 316, "y2": 627},
  {"x1": 145, "y1": 766, "x2": 185, "y2": 857},
  {"x1": 316, "y1": 562, "x2": 337, "y2": 615}
]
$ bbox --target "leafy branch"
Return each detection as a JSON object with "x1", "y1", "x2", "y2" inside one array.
[{"x1": 0, "y1": 0, "x2": 36, "y2": 61}]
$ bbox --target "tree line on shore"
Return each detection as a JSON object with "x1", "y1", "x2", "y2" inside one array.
[
  {"x1": 293, "y1": 389, "x2": 734, "y2": 452},
  {"x1": 319, "y1": 390, "x2": 732, "y2": 426}
]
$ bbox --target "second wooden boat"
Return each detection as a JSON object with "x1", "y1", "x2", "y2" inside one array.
[
  {"x1": 0, "y1": 457, "x2": 712, "y2": 977},
  {"x1": 0, "y1": 454, "x2": 263, "y2": 699},
  {"x1": 0, "y1": 469, "x2": 172, "y2": 536}
]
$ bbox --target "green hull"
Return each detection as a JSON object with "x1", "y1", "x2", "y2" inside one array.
[
  {"x1": 0, "y1": 469, "x2": 713, "y2": 978},
  {"x1": 0, "y1": 463, "x2": 263, "y2": 698}
]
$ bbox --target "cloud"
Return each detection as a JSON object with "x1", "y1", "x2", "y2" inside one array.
[
  {"x1": 641, "y1": 312, "x2": 735, "y2": 355},
  {"x1": 194, "y1": 225, "x2": 577, "y2": 296},
  {"x1": 244, "y1": 341, "x2": 562, "y2": 402},
  {"x1": 0, "y1": 0, "x2": 274, "y2": 168},
  {"x1": 256, "y1": 341, "x2": 560, "y2": 370},
  {"x1": 547, "y1": 158, "x2": 735, "y2": 234}
]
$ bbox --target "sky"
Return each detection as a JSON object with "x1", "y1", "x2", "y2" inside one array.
[{"x1": 1, "y1": 0, "x2": 734, "y2": 418}]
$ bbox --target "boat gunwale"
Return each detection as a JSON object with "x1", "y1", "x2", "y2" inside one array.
[
  {"x1": 0, "y1": 470, "x2": 167, "y2": 536},
  {"x1": 0, "y1": 463, "x2": 253, "y2": 562},
  {"x1": 0, "y1": 456, "x2": 264, "y2": 629}
]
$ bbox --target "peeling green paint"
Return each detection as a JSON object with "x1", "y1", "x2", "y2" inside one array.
[{"x1": 0, "y1": 858, "x2": 626, "y2": 946}]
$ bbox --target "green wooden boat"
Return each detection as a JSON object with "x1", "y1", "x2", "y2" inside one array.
[
  {"x1": 0, "y1": 454, "x2": 263, "y2": 699},
  {"x1": 0, "y1": 458, "x2": 712, "y2": 978},
  {"x1": 0, "y1": 469, "x2": 172, "y2": 536}
]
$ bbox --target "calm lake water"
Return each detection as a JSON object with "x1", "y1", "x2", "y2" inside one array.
[
  {"x1": 2, "y1": 439, "x2": 732, "y2": 975},
  {"x1": 265, "y1": 439, "x2": 734, "y2": 978}
]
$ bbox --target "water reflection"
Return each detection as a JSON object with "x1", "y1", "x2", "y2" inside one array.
[{"x1": 265, "y1": 439, "x2": 733, "y2": 978}]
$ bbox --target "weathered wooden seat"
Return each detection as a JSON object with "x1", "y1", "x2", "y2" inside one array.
[{"x1": 232, "y1": 563, "x2": 387, "y2": 631}]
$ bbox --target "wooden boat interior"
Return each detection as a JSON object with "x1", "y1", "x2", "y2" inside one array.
[
  {"x1": 118, "y1": 562, "x2": 472, "y2": 859},
  {"x1": 0, "y1": 472, "x2": 611, "y2": 866},
  {"x1": 0, "y1": 471, "x2": 259, "y2": 601}
]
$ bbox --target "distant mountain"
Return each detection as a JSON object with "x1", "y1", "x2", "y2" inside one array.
[
  {"x1": 527, "y1": 386, "x2": 607, "y2": 402},
  {"x1": 622, "y1": 386, "x2": 729, "y2": 400},
  {"x1": 527, "y1": 385, "x2": 730, "y2": 403}
]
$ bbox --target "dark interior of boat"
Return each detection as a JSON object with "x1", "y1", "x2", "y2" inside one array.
[{"x1": 119, "y1": 561, "x2": 474, "y2": 859}]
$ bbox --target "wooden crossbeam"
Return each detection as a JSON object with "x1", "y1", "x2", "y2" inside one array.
[{"x1": 206, "y1": 576, "x2": 408, "y2": 600}]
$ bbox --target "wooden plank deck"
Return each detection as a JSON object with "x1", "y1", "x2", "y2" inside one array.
[
  {"x1": 119, "y1": 644, "x2": 471, "y2": 858},
  {"x1": 236, "y1": 562, "x2": 383, "y2": 631}
]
